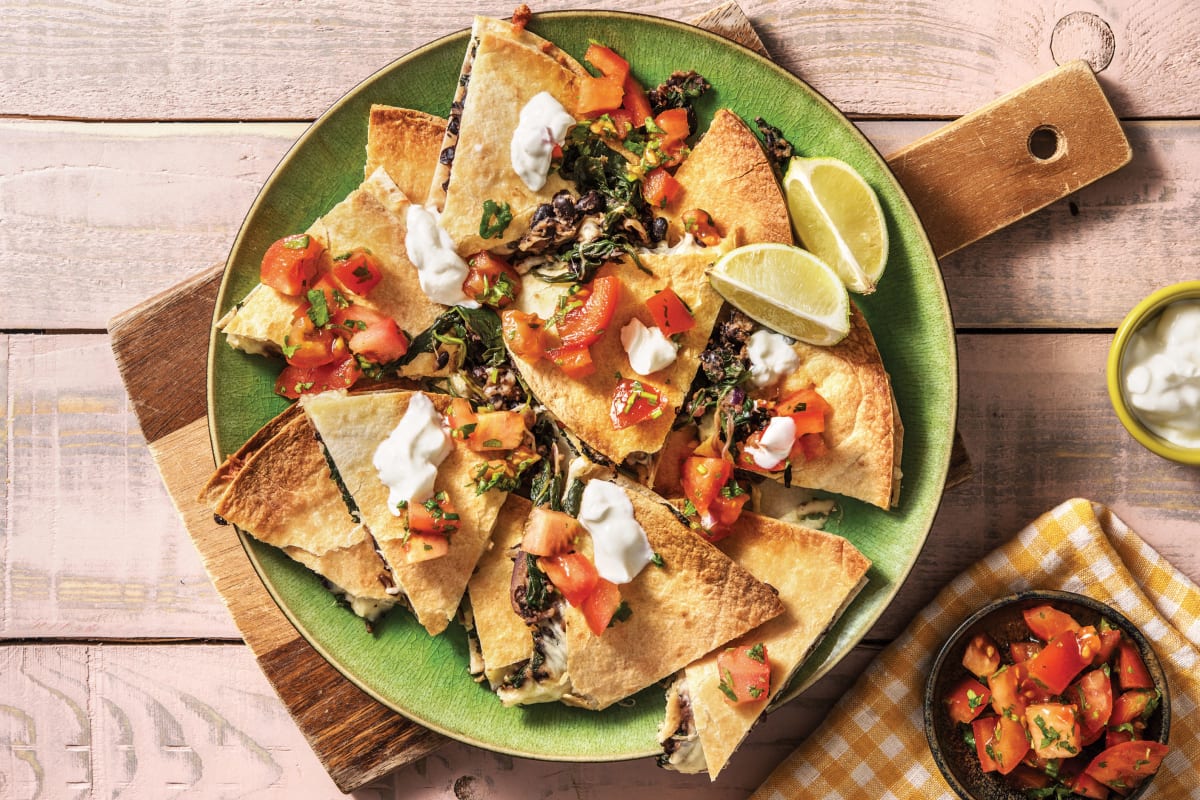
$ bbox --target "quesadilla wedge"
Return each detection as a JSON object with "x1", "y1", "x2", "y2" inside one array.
[
  {"x1": 300, "y1": 388, "x2": 509, "y2": 635},
  {"x1": 474, "y1": 479, "x2": 785, "y2": 711},
  {"x1": 665, "y1": 109, "x2": 793, "y2": 247},
  {"x1": 429, "y1": 14, "x2": 590, "y2": 253},
  {"x1": 364, "y1": 105, "x2": 447, "y2": 206},
  {"x1": 659, "y1": 511, "x2": 871, "y2": 778},
  {"x1": 199, "y1": 405, "x2": 396, "y2": 621},
  {"x1": 220, "y1": 107, "x2": 448, "y2": 361},
  {"x1": 758, "y1": 303, "x2": 902, "y2": 508},
  {"x1": 507, "y1": 238, "x2": 735, "y2": 465}
]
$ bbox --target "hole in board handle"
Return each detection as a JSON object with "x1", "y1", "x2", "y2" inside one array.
[{"x1": 1028, "y1": 125, "x2": 1064, "y2": 161}]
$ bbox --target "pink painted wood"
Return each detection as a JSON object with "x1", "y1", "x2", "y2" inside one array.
[{"x1": 3, "y1": 1, "x2": 1199, "y2": 797}]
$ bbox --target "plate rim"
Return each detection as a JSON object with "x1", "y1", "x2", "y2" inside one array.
[{"x1": 205, "y1": 8, "x2": 958, "y2": 760}]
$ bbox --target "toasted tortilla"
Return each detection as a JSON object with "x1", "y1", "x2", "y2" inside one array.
[
  {"x1": 430, "y1": 15, "x2": 589, "y2": 254},
  {"x1": 364, "y1": 105, "x2": 447, "y2": 206},
  {"x1": 665, "y1": 511, "x2": 871, "y2": 778},
  {"x1": 199, "y1": 406, "x2": 395, "y2": 620},
  {"x1": 508, "y1": 240, "x2": 734, "y2": 465},
  {"x1": 300, "y1": 389, "x2": 507, "y2": 635},
  {"x1": 760, "y1": 303, "x2": 902, "y2": 509},
  {"x1": 220, "y1": 113, "x2": 448, "y2": 358},
  {"x1": 666, "y1": 109, "x2": 793, "y2": 247},
  {"x1": 567, "y1": 482, "x2": 785, "y2": 710},
  {"x1": 466, "y1": 495, "x2": 536, "y2": 680}
]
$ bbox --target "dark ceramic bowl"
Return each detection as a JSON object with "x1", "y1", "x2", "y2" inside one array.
[{"x1": 924, "y1": 590, "x2": 1171, "y2": 800}]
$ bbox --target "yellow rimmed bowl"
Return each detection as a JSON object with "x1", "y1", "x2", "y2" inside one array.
[{"x1": 1106, "y1": 280, "x2": 1200, "y2": 466}]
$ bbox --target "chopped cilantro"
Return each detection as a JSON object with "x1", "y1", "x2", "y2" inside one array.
[{"x1": 479, "y1": 199, "x2": 513, "y2": 239}]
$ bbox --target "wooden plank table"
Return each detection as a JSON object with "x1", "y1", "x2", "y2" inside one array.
[{"x1": 3, "y1": 1, "x2": 1198, "y2": 797}]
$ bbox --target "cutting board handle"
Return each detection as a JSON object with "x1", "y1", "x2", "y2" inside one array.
[{"x1": 884, "y1": 60, "x2": 1131, "y2": 260}]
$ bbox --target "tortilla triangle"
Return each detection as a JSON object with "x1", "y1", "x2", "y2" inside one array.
[
  {"x1": 430, "y1": 15, "x2": 590, "y2": 254},
  {"x1": 661, "y1": 511, "x2": 871, "y2": 778},
  {"x1": 300, "y1": 389, "x2": 507, "y2": 635},
  {"x1": 760, "y1": 302, "x2": 902, "y2": 508},
  {"x1": 507, "y1": 239, "x2": 734, "y2": 465},
  {"x1": 467, "y1": 494, "x2": 537, "y2": 682},
  {"x1": 666, "y1": 109, "x2": 793, "y2": 247},
  {"x1": 364, "y1": 105, "x2": 447, "y2": 206},
  {"x1": 199, "y1": 406, "x2": 396, "y2": 620}
]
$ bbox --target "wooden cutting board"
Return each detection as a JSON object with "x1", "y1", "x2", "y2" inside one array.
[{"x1": 107, "y1": 3, "x2": 1129, "y2": 792}]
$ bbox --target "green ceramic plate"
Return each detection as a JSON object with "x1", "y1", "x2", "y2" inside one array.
[{"x1": 208, "y1": 11, "x2": 956, "y2": 760}]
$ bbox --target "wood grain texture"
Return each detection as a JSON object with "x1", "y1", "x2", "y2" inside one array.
[
  {"x1": 7, "y1": 120, "x2": 1199, "y2": 331},
  {"x1": 0, "y1": 641, "x2": 875, "y2": 799},
  {"x1": 888, "y1": 61, "x2": 1130, "y2": 258},
  {"x1": 3, "y1": 334, "x2": 231, "y2": 640},
  {"x1": 4, "y1": 0, "x2": 1198, "y2": 120}
]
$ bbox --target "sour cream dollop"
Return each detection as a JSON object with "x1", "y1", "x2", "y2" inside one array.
[
  {"x1": 621, "y1": 318, "x2": 678, "y2": 375},
  {"x1": 577, "y1": 480, "x2": 654, "y2": 584},
  {"x1": 1122, "y1": 299, "x2": 1200, "y2": 448},
  {"x1": 373, "y1": 393, "x2": 454, "y2": 514},
  {"x1": 511, "y1": 91, "x2": 576, "y2": 191},
  {"x1": 405, "y1": 204, "x2": 478, "y2": 307},
  {"x1": 745, "y1": 415, "x2": 797, "y2": 470},
  {"x1": 747, "y1": 330, "x2": 800, "y2": 388}
]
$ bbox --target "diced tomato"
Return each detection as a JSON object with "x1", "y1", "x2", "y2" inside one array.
[
  {"x1": 261, "y1": 233, "x2": 324, "y2": 296},
  {"x1": 273, "y1": 351, "x2": 362, "y2": 399},
  {"x1": 341, "y1": 306, "x2": 408, "y2": 364},
  {"x1": 1070, "y1": 668, "x2": 1114, "y2": 744},
  {"x1": 1110, "y1": 688, "x2": 1159, "y2": 726},
  {"x1": 600, "y1": 108, "x2": 635, "y2": 139},
  {"x1": 610, "y1": 378, "x2": 668, "y2": 430},
  {"x1": 539, "y1": 552, "x2": 600, "y2": 608},
  {"x1": 1114, "y1": 638, "x2": 1154, "y2": 690},
  {"x1": 1091, "y1": 628, "x2": 1122, "y2": 666},
  {"x1": 654, "y1": 107, "x2": 691, "y2": 143},
  {"x1": 283, "y1": 311, "x2": 338, "y2": 368},
  {"x1": 646, "y1": 288, "x2": 695, "y2": 335},
  {"x1": 642, "y1": 166, "x2": 683, "y2": 208},
  {"x1": 330, "y1": 248, "x2": 383, "y2": 297},
  {"x1": 305, "y1": 274, "x2": 348, "y2": 319},
  {"x1": 621, "y1": 74, "x2": 653, "y2": 127},
  {"x1": 700, "y1": 489, "x2": 749, "y2": 540},
  {"x1": 989, "y1": 663, "x2": 1029, "y2": 719},
  {"x1": 1084, "y1": 741, "x2": 1169, "y2": 790},
  {"x1": 972, "y1": 714, "x2": 1030, "y2": 775},
  {"x1": 1105, "y1": 723, "x2": 1143, "y2": 748},
  {"x1": 945, "y1": 677, "x2": 992, "y2": 725},
  {"x1": 468, "y1": 410, "x2": 527, "y2": 451},
  {"x1": 579, "y1": 75, "x2": 625, "y2": 116},
  {"x1": 1010, "y1": 641, "x2": 1043, "y2": 663},
  {"x1": 584, "y1": 43, "x2": 629, "y2": 85},
  {"x1": 399, "y1": 532, "x2": 450, "y2": 564},
  {"x1": 1058, "y1": 760, "x2": 1112, "y2": 799},
  {"x1": 1026, "y1": 630, "x2": 1090, "y2": 695},
  {"x1": 500, "y1": 309, "x2": 547, "y2": 360},
  {"x1": 681, "y1": 456, "x2": 732, "y2": 514},
  {"x1": 777, "y1": 388, "x2": 830, "y2": 437},
  {"x1": 405, "y1": 492, "x2": 460, "y2": 536},
  {"x1": 681, "y1": 208, "x2": 722, "y2": 246},
  {"x1": 716, "y1": 643, "x2": 770, "y2": 704},
  {"x1": 547, "y1": 345, "x2": 595, "y2": 379},
  {"x1": 1025, "y1": 703, "x2": 1081, "y2": 760},
  {"x1": 444, "y1": 397, "x2": 477, "y2": 440},
  {"x1": 463, "y1": 251, "x2": 521, "y2": 308},
  {"x1": 1024, "y1": 605, "x2": 1082, "y2": 641},
  {"x1": 556, "y1": 275, "x2": 620, "y2": 349},
  {"x1": 521, "y1": 508, "x2": 583, "y2": 557},
  {"x1": 962, "y1": 633, "x2": 1002, "y2": 679},
  {"x1": 581, "y1": 578, "x2": 623, "y2": 636}
]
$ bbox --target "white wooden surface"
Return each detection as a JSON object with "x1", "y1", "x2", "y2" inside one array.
[{"x1": 3, "y1": 1, "x2": 1200, "y2": 798}]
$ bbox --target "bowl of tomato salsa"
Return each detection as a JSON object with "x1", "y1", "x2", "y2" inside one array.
[{"x1": 924, "y1": 590, "x2": 1171, "y2": 800}]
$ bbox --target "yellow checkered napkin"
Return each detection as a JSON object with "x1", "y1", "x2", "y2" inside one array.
[{"x1": 751, "y1": 498, "x2": 1200, "y2": 799}]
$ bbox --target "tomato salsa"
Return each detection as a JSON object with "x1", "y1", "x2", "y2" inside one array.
[{"x1": 939, "y1": 600, "x2": 1169, "y2": 798}]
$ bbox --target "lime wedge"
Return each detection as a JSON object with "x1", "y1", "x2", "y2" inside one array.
[
  {"x1": 783, "y1": 157, "x2": 888, "y2": 294},
  {"x1": 708, "y1": 243, "x2": 851, "y2": 346}
]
